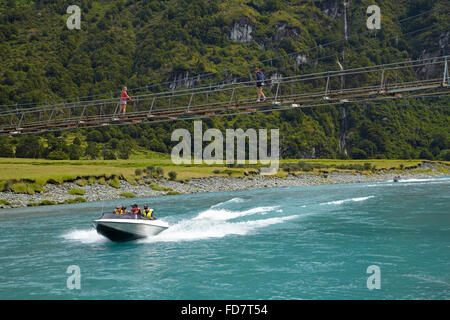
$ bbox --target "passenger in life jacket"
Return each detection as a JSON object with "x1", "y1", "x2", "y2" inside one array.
[
  {"x1": 142, "y1": 205, "x2": 155, "y2": 220},
  {"x1": 113, "y1": 205, "x2": 122, "y2": 215},
  {"x1": 121, "y1": 206, "x2": 128, "y2": 215},
  {"x1": 130, "y1": 203, "x2": 142, "y2": 216}
]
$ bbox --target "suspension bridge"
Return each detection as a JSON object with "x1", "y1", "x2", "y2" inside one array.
[{"x1": 0, "y1": 55, "x2": 449, "y2": 136}]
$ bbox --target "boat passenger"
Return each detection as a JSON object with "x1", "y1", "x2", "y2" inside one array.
[
  {"x1": 121, "y1": 206, "x2": 128, "y2": 215},
  {"x1": 114, "y1": 205, "x2": 122, "y2": 215},
  {"x1": 142, "y1": 205, "x2": 155, "y2": 220},
  {"x1": 131, "y1": 203, "x2": 142, "y2": 215}
]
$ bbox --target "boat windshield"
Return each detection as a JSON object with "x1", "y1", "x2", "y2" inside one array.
[{"x1": 99, "y1": 212, "x2": 150, "y2": 220}]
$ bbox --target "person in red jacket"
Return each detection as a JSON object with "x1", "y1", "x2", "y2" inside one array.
[
  {"x1": 119, "y1": 87, "x2": 133, "y2": 116},
  {"x1": 130, "y1": 203, "x2": 142, "y2": 216}
]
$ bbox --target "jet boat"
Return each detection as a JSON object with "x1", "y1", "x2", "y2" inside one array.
[{"x1": 93, "y1": 213, "x2": 169, "y2": 242}]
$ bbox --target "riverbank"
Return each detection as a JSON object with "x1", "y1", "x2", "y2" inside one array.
[{"x1": 1, "y1": 161, "x2": 448, "y2": 209}]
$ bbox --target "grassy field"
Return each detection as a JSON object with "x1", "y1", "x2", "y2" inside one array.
[{"x1": 0, "y1": 156, "x2": 448, "y2": 187}]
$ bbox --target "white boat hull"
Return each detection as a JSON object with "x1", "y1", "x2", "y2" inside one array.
[{"x1": 93, "y1": 217, "x2": 169, "y2": 242}]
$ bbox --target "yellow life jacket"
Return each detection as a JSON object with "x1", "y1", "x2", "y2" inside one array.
[
  {"x1": 143, "y1": 209, "x2": 154, "y2": 218},
  {"x1": 114, "y1": 209, "x2": 121, "y2": 215}
]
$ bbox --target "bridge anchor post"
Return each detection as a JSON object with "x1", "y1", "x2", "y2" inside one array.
[{"x1": 443, "y1": 56, "x2": 449, "y2": 87}]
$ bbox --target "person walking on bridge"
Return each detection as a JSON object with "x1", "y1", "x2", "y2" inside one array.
[
  {"x1": 119, "y1": 86, "x2": 133, "y2": 116},
  {"x1": 254, "y1": 68, "x2": 267, "y2": 103}
]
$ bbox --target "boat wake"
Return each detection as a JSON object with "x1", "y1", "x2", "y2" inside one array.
[
  {"x1": 395, "y1": 177, "x2": 450, "y2": 183},
  {"x1": 320, "y1": 196, "x2": 374, "y2": 206},
  {"x1": 194, "y1": 205, "x2": 279, "y2": 221},
  {"x1": 210, "y1": 197, "x2": 246, "y2": 208},
  {"x1": 141, "y1": 215, "x2": 296, "y2": 243},
  {"x1": 142, "y1": 204, "x2": 292, "y2": 243},
  {"x1": 62, "y1": 228, "x2": 106, "y2": 244}
]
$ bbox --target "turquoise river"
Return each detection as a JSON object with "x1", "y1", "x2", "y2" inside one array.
[{"x1": 0, "y1": 177, "x2": 449, "y2": 299}]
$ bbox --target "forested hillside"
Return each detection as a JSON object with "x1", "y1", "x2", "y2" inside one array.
[{"x1": 0, "y1": 0, "x2": 449, "y2": 160}]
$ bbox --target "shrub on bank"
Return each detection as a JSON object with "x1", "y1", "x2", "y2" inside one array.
[
  {"x1": 168, "y1": 171, "x2": 177, "y2": 181},
  {"x1": 144, "y1": 166, "x2": 164, "y2": 178},
  {"x1": 108, "y1": 177, "x2": 120, "y2": 189},
  {"x1": 69, "y1": 188, "x2": 85, "y2": 196},
  {"x1": 223, "y1": 169, "x2": 234, "y2": 177},
  {"x1": 63, "y1": 197, "x2": 87, "y2": 204},
  {"x1": 27, "y1": 200, "x2": 57, "y2": 207},
  {"x1": 39, "y1": 200, "x2": 57, "y2": 206},
  {"x1": 76, "y1": 179, "x2": 87, "y2": 187},
  {"x1": 9, "y1": 183, "x2": 45, "y2": 195},
  {"x1": 0, "y1": 199, "x2": 11, "y2": 206},
  {"x1": 150, "y1": 183, "x2": 172, "y2": 192},
  {"x1": 120, "y1": 192, "x2": 136, "y2": 198}
]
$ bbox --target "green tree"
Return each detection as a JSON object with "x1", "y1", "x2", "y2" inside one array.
[
  {"x1": 47, "y1": 150, "x2": 69, "y2": 160},
  {"x1": 15, "y1": 136, "x2": 43, "y2": 159},
  {"x1": 117, "y1": 141, "x2": 130, "y2": 160},
  {"x1": 85, "y1": 142, "x2": 99, "y2": 160},
  {"x1": 102, "y1": 148, "x2": 117, "y2": 160},
  {"x1": 69, "y1": 145, "x2": 82, "y2": 160},
  {"x1": 350, "y1": 147, "x2": 368, "y2": 160},
  {"x1": 73, "y1": 137, "x2": 82, "y2": 146},
  {"x1": 0, "y1": 138, "x2": 14, "y2": 158},
  {"x1": 419, "y1": 149, "x2": 434, "y2": 160},
  {"x1": 86, "y1": 130, "x2": 104, "y2": 143}
]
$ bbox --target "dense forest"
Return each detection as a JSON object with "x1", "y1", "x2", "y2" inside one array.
[{"x1": 0, "y1": 0, "x2": 449, "y2": 160}]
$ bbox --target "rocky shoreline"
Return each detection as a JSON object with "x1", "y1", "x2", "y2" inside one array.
[{"x1": 0, "y1": 163, "x2": 448, "y2": 209}]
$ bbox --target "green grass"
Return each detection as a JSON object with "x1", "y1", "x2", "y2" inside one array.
[
  {"x1": 0, "y1": 199, "x2": 11, "y2": 206},
  {"x1": 149, "y1": 183, "x2": 172, "y2": 192},
  {"x1": 38, "y1": 200, "x2": 57, "y2": 206},
  {"x1": 69, "y1": 188, "x2": 85, "y2": 196},
  {"x1": 76, "y1": 179, "x2": 87, "y2": 187},
  {"x1": 166, "y1": 191, "x2": 180, "y2": 196},
  {"x1": 63, "y1": 197, "x2": 87, "y2": 204},
  {"x1": 108, "y1": 177, "x2": 120, "y2": 189},
  {"x1": 122, "y1": 174, "x2": 138, "y2": 186},
  {"x1": 27, "y1": 200, "x2": 57, "y2": 207},
  {"x1": 120, "y1": 192, "x2": 136, "y2": 198},
  {"x1": 9, "y1": 182, "x2": 45, "y2": 195}
]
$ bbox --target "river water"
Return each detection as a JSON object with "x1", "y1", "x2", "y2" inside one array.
[{"x1": 0, "y1": 177, "x2": 449, "y2": 299}]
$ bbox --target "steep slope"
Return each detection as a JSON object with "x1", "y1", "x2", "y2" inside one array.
[{"x1": 0, "y1": 0, "x2": 449, "y2": 160}]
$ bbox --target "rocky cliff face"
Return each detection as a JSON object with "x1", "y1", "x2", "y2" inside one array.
[
  {"x1": 272, "y1": 22, "x2": 301, "y2": 42},
  {"x1": 230, "y1": 19, "x2": 253, "y2": 43},
  {"x1": 416, "y1": 32, "x2": 449, "y2": 80},
  {"x1": 169, "y1": 72, "x2": 200, "y2": 90},
  {"x1": 318, "y1": 0, "x2": 342, "y2": 19}
]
